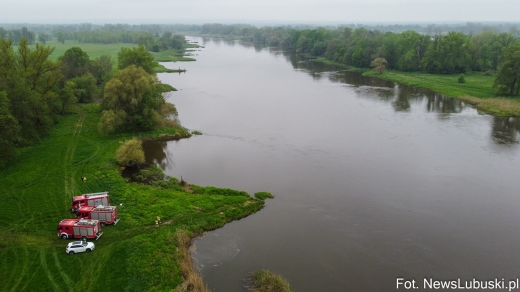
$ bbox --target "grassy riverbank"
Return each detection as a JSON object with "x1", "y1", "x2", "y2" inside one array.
[
  {"x1": 0, "y1": 104, "x2": 266, "y2": 291},
  {"x1": 362, "y1": 70, "x2": 520, "y2": 116},
  {"x1": 310, "y1": 57, "x2": 520, "y2": 116}
]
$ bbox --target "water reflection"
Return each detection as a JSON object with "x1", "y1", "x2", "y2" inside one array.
[
  {"x1": 287, "y1": 58, "x2": 470, "y2": 116},
  {"x1": 142, "y1": 140, "x2": 171, "y2": 169},
  {"x1": 185, "y1": 38, "x2": 516, "y2": 147},
  {"x1": 492, "y1": 117, "x2": 520, "y2": 144}
]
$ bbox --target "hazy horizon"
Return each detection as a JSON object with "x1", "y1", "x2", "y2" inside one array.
[{"x1": 2, "y1": 0, "x2": 519, "y2": 25}]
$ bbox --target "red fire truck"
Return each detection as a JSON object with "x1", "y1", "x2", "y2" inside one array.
[
  {"x1": 76, "y1": 205, "x2": 120, "y2": 225},
  {"x1": 57, "y1": 218, "x2": 103, "y2": 240},
  {"x1": 71, "y1": 192, "x2": 109, "y2": 212}
]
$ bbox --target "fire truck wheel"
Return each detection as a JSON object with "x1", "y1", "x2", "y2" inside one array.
[
  {"x1": 68, "y1": 251, "x2": 74, "y2": 255},
  {"x1": 61, "y1": 234, "x2": 68, "y2": 239},
  {"x1": 86, "y1": 248, "x2": 91, "y2": 252}
]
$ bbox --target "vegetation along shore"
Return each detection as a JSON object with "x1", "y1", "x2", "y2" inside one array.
[
  {"x1": 0, "y1": 30, "x2": 271, "y2": 291},
  {"x1": 201, "y1": 23, "x2": 520, "y2": 117}
]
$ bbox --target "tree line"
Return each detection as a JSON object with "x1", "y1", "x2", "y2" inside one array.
[
  {"x1": 0, "y1": 35, "x2": 188, "y2": 168},
  {"x1": 201, "y1": 24, "x2": 520, "y2": 96}
]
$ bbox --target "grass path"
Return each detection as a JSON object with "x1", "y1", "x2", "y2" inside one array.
[{"x1": 63, "y1": 106, "x2": 85, "y2": 209}]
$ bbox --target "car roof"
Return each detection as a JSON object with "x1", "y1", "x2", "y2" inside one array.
[{"x1": 68, "y1": 241, "x2": 94, "y2": 246}]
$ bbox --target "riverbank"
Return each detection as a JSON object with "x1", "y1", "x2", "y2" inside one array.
[
  {"x1": 0, "y1": 103, "x2": 267, "y2": 291},
  {"x1": 362, "y1": 70, "x2": 520, "y2": 116},
  {"x1": 309, "y1": 57, "x2": 520, "y2": 117}
]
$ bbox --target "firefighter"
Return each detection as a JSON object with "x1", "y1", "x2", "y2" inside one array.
[
  {"x1": 155, "y1": 219, "x2": 159, "y2": 227},
  {"x1": 81, "y1": 176, "x2": 87, "y2": 183},
  {"x1": 157, "y1": 216, "x2": 161, "y2": 224}
]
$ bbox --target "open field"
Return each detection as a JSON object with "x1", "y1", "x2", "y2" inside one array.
[
  {"x1": 39, "y1": 40, "x2": 191, "y2": 73},
  {"x1": 0, "y1": 104, "x2": 265, "y2": 291},
  {"x1": 44, "y1": 40, "x2": 138, "y2": 62}
]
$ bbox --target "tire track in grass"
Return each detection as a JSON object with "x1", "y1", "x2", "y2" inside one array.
[
  {"x1": 8, "y1": 244, "x2": 28, "y2": 292},
  {"x1": 76, "y1": 245, "x2": 112, "y2": 290},
  {"x1": 53, "y1": 249, "x2": 73, "y2": 291},
  {"x1": 39, "y1": 247, "x2": 61, "y2": 292},
  {"x1": 64, "y1": 107, "x2": 86, "y2": 208}
]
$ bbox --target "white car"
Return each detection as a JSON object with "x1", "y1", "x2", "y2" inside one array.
[{"x1": 66, "y1": 241, "x2": 95, "y2": 255}]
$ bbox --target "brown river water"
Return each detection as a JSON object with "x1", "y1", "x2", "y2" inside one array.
[{"x1": 145, "y1": 37, "x2": 520, "y2": 291}]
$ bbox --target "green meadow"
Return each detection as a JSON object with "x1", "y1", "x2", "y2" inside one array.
[
  {"x1": 0, "y1": 104, "x2": 266, "y2": 291},
  {"x1": 44, "y1": 40, "x2": 138, "y2": 61},
  {"x1": 363, "y1": 70, "x2": 495, "y2": 98},
  {"x1": 40, "y1": 40, "x2": 191, "y2": 73}
]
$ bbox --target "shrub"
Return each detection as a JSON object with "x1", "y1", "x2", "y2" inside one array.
[
  {"x1": 458, "y1": 74, "x2": 465, "y2": 83},
  {"x1": 482, "y1": 70, "x2": 495, "y2": 76},
  {"x1": 116, "y1": 138, "x2": 145, "y2": 167},
  {"x1": 254, "y1": 192, "x2": 274, "y2": 200},
  {"x1": 248, "y1": 270, "x2": 294, "y2": 292}
]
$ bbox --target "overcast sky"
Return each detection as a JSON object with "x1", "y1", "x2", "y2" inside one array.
[{"x1": 1, "y1": 0, "x2": 519, "y2": 25}]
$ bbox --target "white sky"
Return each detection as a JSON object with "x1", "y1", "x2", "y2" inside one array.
[{"x1": 1, "y1": 0, "x2": 519, "y2": 25}]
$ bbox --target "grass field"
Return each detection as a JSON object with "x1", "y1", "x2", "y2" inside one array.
[
  {"x1": 0, "y1": 104, "x2": 266, "y2": 292},
  {"x1": 44, "y1": 40, "x2": 138, "y2": 62},
  {"x1": 363, "y1": 70, "x2": 496, "y2": 98},
  {"x1": 41, "y1": 40, "x2": 192, "y2": 73}
]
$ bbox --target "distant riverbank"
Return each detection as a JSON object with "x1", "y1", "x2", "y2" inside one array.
[
  {"x1": 307, "y1": 57, "x2": 520, "y2": 117},
  {"x1": 362, "y1": 69, "x2": 520, "y2": 117}
]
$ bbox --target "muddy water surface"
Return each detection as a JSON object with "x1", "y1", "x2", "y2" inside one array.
[{"x1": 145, "y1": 37, "x2": 520, "y2": 291}]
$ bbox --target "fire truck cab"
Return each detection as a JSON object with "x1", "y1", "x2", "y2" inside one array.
[
  {"x1": 71, "y1": 192, "x2": 109, "y2": 212},
  {"x1": 77, "y1": 205, "x2": 120, "y2": 225},
  {"x1": 57, "y1": 218, "x2": 103, "y2": 240}
]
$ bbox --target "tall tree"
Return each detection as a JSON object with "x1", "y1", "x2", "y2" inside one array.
[
  {"x1": 0, "y1": 38, "x2": 62, "y2": 144},
  {"x1": 59, "y1": 47, "x2": 90, "y2": 80},
  {"x1": 494, "y1": 43, "x2": 520, "y2": 96},
  {"x1": 0, "y1": 91, "x2": 20, "y2": 167},
  {"x1": 88, "y1": 55, "x2": 113, "y2": 85},
  {"x1": 117, "y1": 46, "x2": 158, "y2": 74},
  {"x1": 99, "y1": 65, "x2": 171, "y2": 134},
  {"x1": 421, "y1": 32, "x2": 471, "y2": 73}
]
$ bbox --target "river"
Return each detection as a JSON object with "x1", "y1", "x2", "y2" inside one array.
[{"x1": 147, "y1": 36, "x2": 520, "y2": 291}]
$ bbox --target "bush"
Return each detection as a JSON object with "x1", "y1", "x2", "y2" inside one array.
[
  {"x1": 254, "y1": 192, "x2": 274, "y2": 200},
  {"x1": 248, "y1": 270, "x2": 294, "y2": 292},
  {"x1": 116, "y1": 138, "x2": 145, "y2": 167},
  {"x1": 482, "y1": 70, "x2": 495, "y2": 76},
  {"x1": 458, "y1": 74, "x2": 465, "y2": 83}
]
